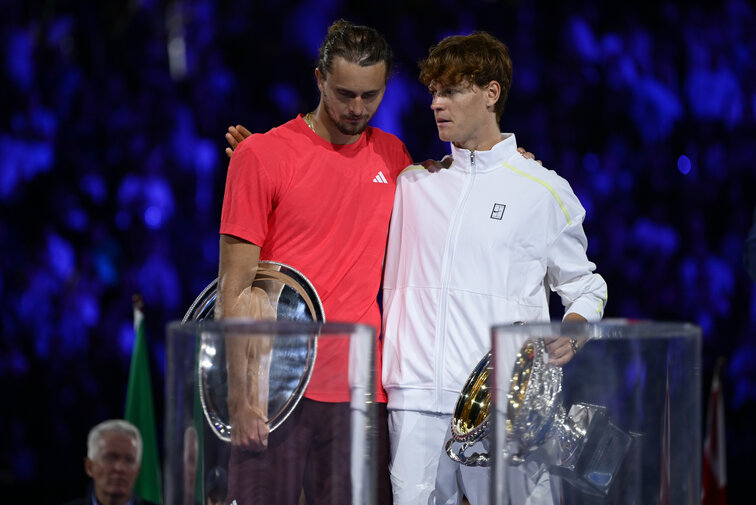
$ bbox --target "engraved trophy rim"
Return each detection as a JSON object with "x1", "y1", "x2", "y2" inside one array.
[{"x1": 505, "y1": 338, "x2": 563, "y2": 461}]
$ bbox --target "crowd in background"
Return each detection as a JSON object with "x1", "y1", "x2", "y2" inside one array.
[{"x1": 1, "y1": 0, "x2": 755, "y2": 501}]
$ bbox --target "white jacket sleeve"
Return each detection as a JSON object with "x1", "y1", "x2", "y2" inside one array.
[{"x1": 546, "y1": 214, "x2": 608, "y2": 322}]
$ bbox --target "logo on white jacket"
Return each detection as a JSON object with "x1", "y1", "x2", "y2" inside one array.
[
  {"x1": 491, "y1": 203, "x2": 506, "y2": 220},
  {"x1": 373, "y1": 171, "x2": 388, "y2": 184}
]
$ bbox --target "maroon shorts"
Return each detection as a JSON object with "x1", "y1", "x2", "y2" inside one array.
[{"x1": 226, "y1": 398, "x2": 391, "y2": 505}]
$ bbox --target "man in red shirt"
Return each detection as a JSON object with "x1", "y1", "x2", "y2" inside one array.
[{"x1": 216, "y1": 19, "x2": 411, "y2": 505}]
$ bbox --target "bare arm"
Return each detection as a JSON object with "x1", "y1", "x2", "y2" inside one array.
[
  {"x1": 216, "y1": 234, "x2": 274, "y2": 450},
  {"x1": 216, "y1": 234, "x2": 264, "y2": 318}
]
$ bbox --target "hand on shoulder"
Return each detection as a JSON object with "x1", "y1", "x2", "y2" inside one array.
[
  {"x1": 419, "y1": 155, "x2": 453, "y2": 172},
  {"x1": 517, "y1": 146, "x2": 542, "y2": 165},
  {"x1": 225, "y1": 124, "x2": 252, "y2": 158}
]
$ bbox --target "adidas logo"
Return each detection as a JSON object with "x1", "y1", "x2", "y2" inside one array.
[{"x1": 373, "y1": 171, "x2": 388, "y2": 184}]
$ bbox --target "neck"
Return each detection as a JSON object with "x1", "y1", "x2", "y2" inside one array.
[
  {"x1": 452, "y1": 134, "x2": 503, "y2": 152},
  {"x1": 309, "y1": 105, "x2": 361, "y2": 145},
  {"x1": 452, "y1": 120, "x2": 502, "y2": 152}
]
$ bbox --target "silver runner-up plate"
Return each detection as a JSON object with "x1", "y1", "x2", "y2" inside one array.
[{"x1": 182, "y1": 261, "x2": 323, "y2": 442}]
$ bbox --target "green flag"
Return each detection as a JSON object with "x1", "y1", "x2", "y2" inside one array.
[{"x1": 125, "y1": 294, "x2": 163, "y2": 504}]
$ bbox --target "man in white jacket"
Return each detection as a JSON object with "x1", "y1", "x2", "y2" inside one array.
[{"x1": 381, "y1": 32, "x2": 608, "y2": 505}]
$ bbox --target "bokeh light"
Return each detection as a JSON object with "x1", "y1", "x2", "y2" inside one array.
[{"x1": 1, "y1": 0, "x2": 755, "y2": 502}]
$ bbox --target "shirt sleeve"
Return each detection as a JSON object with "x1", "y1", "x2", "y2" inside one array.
[{"x1": 219, "y1": 137, "x2": 274, "y2": 246}]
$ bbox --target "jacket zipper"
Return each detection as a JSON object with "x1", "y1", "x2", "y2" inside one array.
[{"x1": 434, "y1": 150, "x2": 476, "y2": 407}]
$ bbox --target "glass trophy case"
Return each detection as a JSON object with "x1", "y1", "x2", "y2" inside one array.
[
  {"x1": 484, "y1": 320, "x2": 702, "y2": 505},
  {"x1": 164, "y1": 320, "x2": 378, "y2": 505}
]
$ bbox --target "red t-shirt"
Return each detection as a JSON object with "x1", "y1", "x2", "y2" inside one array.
[{"x1": 220, "y1": 115, "x2": 412, "y2": 403}]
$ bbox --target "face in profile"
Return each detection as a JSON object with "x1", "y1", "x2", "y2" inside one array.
[
  {"x1": 85, "y1": 431, "x2": 140, "y2": 503},
  {"x1": 428, "y1": 79, "x2": 496, "y2": 148},
  {"x1": 318, "y1": 56, "x2": 387, "y2": 137}
]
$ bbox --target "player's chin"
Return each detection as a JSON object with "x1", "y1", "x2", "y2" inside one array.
[
  {"x1": 338, "y1": 116, "x2": 370, "y2": 134},
  {"x1": 436, "y1": 129, "x2": 452, "y2": 142}
]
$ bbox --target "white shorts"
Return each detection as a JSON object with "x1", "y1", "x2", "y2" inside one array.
[
  {"x1": 387, "y1": 410, "x2": 488, "y2": 505},
  {"x1": 387, "y1": 409, "x2": 556, "y2": 505}
]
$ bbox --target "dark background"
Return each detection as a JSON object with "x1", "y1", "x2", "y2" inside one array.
[{"x1": 1, "y1": 0, "x2": 754, "y2": 503}]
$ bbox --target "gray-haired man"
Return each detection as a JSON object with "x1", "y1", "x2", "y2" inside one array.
[{"x1": 60, "y1": 419, "x2": 158, "y2": 505}]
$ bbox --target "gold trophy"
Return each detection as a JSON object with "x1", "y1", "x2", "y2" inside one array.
[{"x1": 445, "y1": 352, "x2": 493, "y2": 466}]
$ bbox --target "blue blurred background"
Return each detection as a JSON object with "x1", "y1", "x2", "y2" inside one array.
[{"x1": 1, "y1": 0, "x2": 754, "y2": 502}]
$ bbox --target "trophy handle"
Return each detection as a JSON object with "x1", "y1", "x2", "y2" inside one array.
[{"x1": 445, "y1": 437, "x2": 490, "y2": 467}]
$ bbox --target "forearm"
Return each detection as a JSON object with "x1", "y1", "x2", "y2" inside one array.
[
  {"x1": 215, "y1": 235, "x2": 266, "y2": 412},
  {"x1": 219, "y1": 280, "x2": 270, "y2": 411}
]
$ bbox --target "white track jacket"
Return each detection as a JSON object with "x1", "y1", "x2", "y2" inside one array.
[{"x1": 381, "y1": 133, "x2": 608, "y2": 414}]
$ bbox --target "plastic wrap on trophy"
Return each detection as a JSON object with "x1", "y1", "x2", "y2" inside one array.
[
  {"x1": 446, "y1": 337, "x2": 632, "y2": 497},
  {"x1": 182, "y1": 261, "x2": 323, "y2": 441}
]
